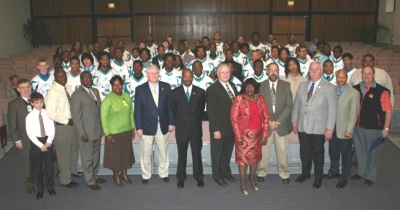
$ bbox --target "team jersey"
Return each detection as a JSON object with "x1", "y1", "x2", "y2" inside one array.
[
  {"x1": 187, "y1": 58, "x2": 215, "y2": 77},
  {"x1": 132, "y1": 56, "x2": 140, "y2": 62},
  {"x1": 345, "y1": 66, "x2": 356, "y2": 83},
  {"x1": 165, "y1": 49, "x2": 177, "y2": 55},
  {"x1": 265, "y1": 43, "x2": 272, "y2": 59},
  {"x1": 91, "y1": 52, "x2": 99, "y2": 67},
  {"x1": 233, "y1": 52, "x2": 249, "y2": 67},
  {"x1": 332, "y1": 57, "x2": 344, "y2": 73},
  {"x1": 142, "y1": 61, "x2": 152, "y2": 74},
  {"x1": 82, "y1": 64, "x2": 98, "y2": 74},
  {"x1": 208, "y1": 54, "x2": 223, "y2": 70},
  {"x1": 265, "y1": 57, "x2": 279, "y2": 67},
  {"x1": 246, "y1": 72, "x2": 268, "y2": 83},
  {"x1": 31, "y1": 73, "x2": 54, "y2": 98},
  {"x1": 193, "y1": 73, "x2": 214, "y2": 91},
  {"x1": 111, "y1": 60, "x2": 132, "y2": 82},
  {"x1": 124, "y1": 74, "x2": 148, "y2": 105},
  {"x1": 314, "y1": 52, "x2": 333, "y2": 65},
  {"x1": 146, "y1": 43, "x2": 158, "y2": 58},
  {"x1": 276, "y1": 60, "x2": 286, "y2": 79},
  {"x1": 92, "y1": 68, "x2": 119, "y2": 100},
  {"x1": 66, "y1": 71, "x2": 82, "y2": 92},
  {"x1": 154, "y1": 55, "x2": 164, "y2": 68},
  {"x1": 285, "y1": 43, "x2": 299, "y2": 57},
  {"x1": 61, "y1": 62, "x2": 70, "y2": 72},
  {"x1": 242, "y1": 61, "x2": 267, "y2": 78},
  {"x1": 122, "y1": 50, "x2": 132, "y2": 65},
  {"x1": 297, "y1": 57, "x2": 314, "y2": 77},
  {"x1": 322, "y1": 73, "x2": 337, "y2": 86},
  {"x1": 215, "y1": 42, "x2": 224, "y2": 56},
  {"x1": 230, "y1": 76, "x2": 243, "y2": 92},
  {"x1": 159, "y1": 69, "x2": 182, "y2": 90},
  {"x1": 249, "y1": 43, "x2": 267, "y2": 53}
]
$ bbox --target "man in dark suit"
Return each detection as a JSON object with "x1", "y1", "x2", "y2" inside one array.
[
  {"x1": 135, "y1": 64, "x2": 175, "y2": 185},
  {"x1": 171, "y1": 70, "x2": 206, "y2": 189},
  {"x1": 7, "y1": 79, "x2": 35, "y2": 193},
  {"x1": 206, "y1": 63, "x2": 238, "y2": 187},
  {"x1": 70, "y1": 72, "x2": 106, "y2": 191}
]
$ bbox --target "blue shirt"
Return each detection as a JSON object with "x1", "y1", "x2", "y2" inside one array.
[{"x1": 308, "y1": 78, "x2": 322, "y2": 95}]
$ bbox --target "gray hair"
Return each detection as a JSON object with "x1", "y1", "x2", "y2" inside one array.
[
  {"x1": 309, "y1": 61, "x2": 322, "y2": 71},
  {"x1": 216, "y1": 63, "x2": 230, "y2": 73},
  {"x1": 146, "y1": 64, "x2": 160, "y2": 74}
]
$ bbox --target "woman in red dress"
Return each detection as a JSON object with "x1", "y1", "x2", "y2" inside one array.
[{"x1": 231, "y1": 78, "x2": 269, "y2": 195}]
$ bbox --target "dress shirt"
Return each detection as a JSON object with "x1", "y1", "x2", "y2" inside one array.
[
  {"x1": 148, "y1": 81, "x2": 159, "y2": 96},
  {"x1": 82, "y1": 86, "x2": 98, "y2": 101},
  {"x1": 219, "y1": 80, "x2": 234, "y2": 96},
  {"x1": 45, "y1": 82, "x2": 72, "y2": 124},
  {"x1": 269, "y1": 79, "x2": 278, "y2": 112},
  {"x1": 308, "y1": 78, "x2": 322, "y2": 95},
  {"x1": 25, "y1": 108, "x2": 55, "y2": 148},
  {"x1": 183, "y1": 85, "x2": 192, "y2": 95},
  {"x1": 337, "y1": 84, "x2": 347, "y2": 99}
]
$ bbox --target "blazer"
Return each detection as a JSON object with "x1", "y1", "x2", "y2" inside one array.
[
  {"x1": 171, "y1": 85, "x2": 205, "y2": 140},
  {"x1": 5, "y1": 85, "x2": 18, "y2": 99},
  {"x1": 259, "y1": 79, "x2": 293, "y2": 137},
  {"x1": 70, "y1": 86, "x2": 102, "y2": 141},
  {"x1": 291, "y1": 79, "x2": 337, "y2": 135},
  {"x1": 7, "y1": 97, "x2": 31, "y2": 149},
  {"x1": 206, "y1": 80, "x2": 238, "y2": 136},
  {"x1": 336, "y1": 85, "x2": 360, "y2": 139},
  {"x1": 134, "y1": 81, "x2": 174, "y2": 135}
]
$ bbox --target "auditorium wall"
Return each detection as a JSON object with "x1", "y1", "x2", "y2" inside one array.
[{"x1": 377, "y1": 0, "x2": 400, "y2": 45}]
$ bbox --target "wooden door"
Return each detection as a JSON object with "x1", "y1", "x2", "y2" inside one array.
[
  {"x1": 97, "y1": 18, "x2": 131, "y2": 49},
  {"x1": 272, "y1": 16, "x2": 307, "y2": 46}
]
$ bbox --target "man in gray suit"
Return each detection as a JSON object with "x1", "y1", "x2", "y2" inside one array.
[
  {"x1": 292, "y1": 61, "x2": 337, "y2": 189},
  {"x1": 7, "y1": 79, "x2": 35, "y2": 193},
  {"x1": 323, "y1": 69, "x2": 360, "y2": 189},
  {"x1": 70, "y1": 72, "x2": 106, "y2": 190},
  {"x1": 257, "y1": 63, "x2": 293, "y2": 184}
]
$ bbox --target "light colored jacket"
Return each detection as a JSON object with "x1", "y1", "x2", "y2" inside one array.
[{"x1": 335, "y1": 85, "x2": 360, "y2": 139}]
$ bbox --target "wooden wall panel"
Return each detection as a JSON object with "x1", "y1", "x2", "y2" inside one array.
[
  {"x1": 312, "y1": 0, "x2": 376, "y2": 12},
  {"x1": 133, "y1": 0, "x2": 269, "y2": 13},
  {"x1": 94, "y1": 0, "x2": 130, "y2": 14},
  {"x1": 272, "y1": 0, "x2": 309, "y2": 12},
  {"x1": 32, "y1": 0, "x2": 91, "y2": 16},
  {"x1": 36, "y1": 18, "x2": 92, "y2": 47},
  {"x1": 133, "y1": 15, "x2": 269, "y2": 43}
]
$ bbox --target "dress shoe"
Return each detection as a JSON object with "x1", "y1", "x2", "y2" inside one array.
[
  {"x1": 313, "y1": 179, "x2": 322, "y2": 189},
  {"x1": 61, "y1": 181, "x2": 79, "y2": 188},
  {"x1": 142, "y1": 179, "x2": 149, "y2": 185},
  {"x1": 113, "y1": 170, "x2": 123, "y2": 187},
  {"x1": 214, "y1": 179, "x2": 229, "y2": 187},
  {"x1": 121, "y1": 170, "x2": 132, "y2": 184},
  {"x1": 336, "y1": 180, "x2": 348, "y2": 189},
  {"x1": 295, "y1": 174, "x2": 311, "y2": 183},
  {"x1": 224, "y1": 175, "x2": 236, "y2": 183},
  {"x1": 162, "y1": 177, "x2": 170, "y2": 183},
  {"x1": 282, "y1": 178, "x2": 290, "y2": 184},
  {"x1": 95, "y1": 178, "x2": 107, "y2": 184},
  {"x1": 87, "y1": 184, "x2": 101, "y2": 190},
  {"x1": 257, "y1": 176, "x2": 265, "y2": 182},
  {"x1": 71, "y1": 172, "x2": 84, "y2": 177},
  {"x1": 36, "y1": 192, "x2": 43, "y2": 199},
  {"x1": 323, "y1": 173, "x2": 340, "y2": 179},
  {"x1": 27, "y1": 186, "x2": 36, "y2": 193},
  {"x1": 197, "y1": 180, "x2": 204, "y2": 188},
  {"x1": 248, "y1": 177, "x2": 259, "y2": 191},
  {"x1": 241, "y1": 187, "x2": 248, "y2": 196},
  {"x1": 351, "y1": 174, "x2": 362, "y2": 180},
  {"x1": 48, "y1": 189, "x2": 56, "y2": 196},
  {"x1": 364, "y1": 179, "x2": 373, "y2": 186},
  {"x1": 177, "y1": 181, "x2": 184, "y2": 188}
]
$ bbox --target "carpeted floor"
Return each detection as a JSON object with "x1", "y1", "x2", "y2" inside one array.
[{"x1": 0, "y1": 141, "x2": 400, "y2": 210}]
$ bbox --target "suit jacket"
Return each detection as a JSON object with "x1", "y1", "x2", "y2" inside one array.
[
  {"x1": 171, "y1": 85, "x2": 205, "y2": 140},
  {"x1": 134, "y1": 81, "x2": 174, "y2": 135},
  {"x1": 70, "y1": 86, "x2": 102, "y2": 141},
  {"x1": 7, "y1": 97, "x2": 31, "y2": 149},
  {"x1": 260, "y1": 79, "x2": 293, "y2": 137},
  {"x1": 5, "y1": 85, "x2": 18, "y2": 99},
  {"x1": 291, "y1": 79, "x2": 337, "y2": 135},
  {"x1": 335, "y1": 85, "x2": 360, "y2": 139},
  {"x1": 206, "y1": 80, "x2": 238, "y2": 136}
]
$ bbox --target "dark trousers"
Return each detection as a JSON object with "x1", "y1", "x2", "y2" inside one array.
[
  {"x1": 328, "y1": 130, "x2": 353, "y2": 181},
  {"x1": 298, "y1": 132, "x2": 325, "y2": 179},
  {"x1": 210, "y1": 134, "x2": 235, "y2": 180},
  {"x1": 31, "y1": 137, "x2": 54, "y2": 193},
  {"x1": 176, "y1": 136, "x2": 204, "y2": 182}
]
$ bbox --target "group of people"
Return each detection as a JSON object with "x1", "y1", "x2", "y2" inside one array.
[{"x1": 7, "y1": 31, "x2": 393, "y2": 199}]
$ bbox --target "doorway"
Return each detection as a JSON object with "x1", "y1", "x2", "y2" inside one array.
[
  {"x1": 97, "y1": 18, "x2": 131, "y2": 49},
  {"x1": 272, "y1": 15, "x2": 308, "y2": 47}
]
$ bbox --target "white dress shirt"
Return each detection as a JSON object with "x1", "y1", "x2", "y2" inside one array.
[{"x1": 25, "y1": 108, "x2": 55, "y2": 148}]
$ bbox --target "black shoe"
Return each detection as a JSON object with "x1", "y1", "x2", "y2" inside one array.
[
  {"x1": 336, "y1": 180, "x2": 348, "y2": 189},
  {"x1": 364, "y1": 179, "x2": 373, "y2": 186},
  {"x1": 351, "y1": 174, "x2": 362, "y2": 180},
  {"x1": 142, "y1": 179, "x2": 149, "y2": 185},
  {"x1": 224, "y1": 175, "x2": 236, "y2": 183},
  {"x1": 295, "y1": 174, "x2": 311, "y2": 183},
  {"x1": 257, "y1": 176, "x2": 265, "y2": 182},
  {"x1": 177, "y1": 181, "x2": 184, "y2": 188},
  {"x1": 197, "y1": 180, "x2": 204, "y2": 188},
  {"x1": 36, "y1": 192, "x2": 43, "y2": 199},
  {"x1": 214, "y1": 179, "x2": 229, "y2": 187},
  {"x1": 61, "y1": 181, "x2": 79, "y2": 188},
  {"x1": 323, "y1": 173, "x2": 340, "y2": 179},
  {"x1": 48, "y1": 189, "x2": 56, "y2": 196},
  {"x1": 282, "y1": 178, "x2": 290, "y2": 184},
  {"x1": 313, "y1": 179, "x2": 322, "y2": 189},
  {"x1": 71, "y1": 172, "x2": 84, "y2": 177},
  {"x1": 162, "y1": 177, "x2": 170, "y2": 183}
]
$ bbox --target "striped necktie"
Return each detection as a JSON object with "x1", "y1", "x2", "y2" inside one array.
[
  {"x1": 307, "y1": 83, "x2": 315, "y2": 102},
  {"x1": 226, "y1": 84, "x2": 235, "y2": 101},
  {"x1": 64, "y1": 87, "x2": 71, "y2": 103}
]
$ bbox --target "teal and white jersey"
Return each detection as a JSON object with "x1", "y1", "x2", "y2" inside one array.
[
  {"x1": 246, "y1": 72, "x2": 268, "y2": 83},
  {"x1": 233, "y1": 52, "x2": 249, "y2": 67},
  {"x1": 242, "y1": 61, "x2": 267, "y2": 78},
  {"x1": 67, "y1": 71, "x2": 82, "y2": 92},
  {"x1": 297, "y1": 58, "x2": 313, "y2": 77},
  {"x1": 165, "y1": 49, "x2": 177, "y2": 55},
  {"x1": 187, "y1": 58, "x2": 215, "y2": 77},
  {"x1": 314, "y1": 52, "x2": 333, "y2": 65},
  {"x1": 83, "y1": 64, "x2": 98, "y2": 74},
  {"x1": 132, "y1": 56, "x2": 140, "y2": 62},
  {"x1": 322, "y1": 73, "x2": 337, "y2": 86},
  {"x1": 154, "y1": 55, "x2": 164, "y2": 68},
  {"x1": 332, "y1": 57, "x2": 344, "y2": 73},
  {"x1": 159, "y1": 69, "x2": 182, "y2": 90},
  {"x1": 91, "y1": 52, "x2": 99, "y2": 67},
  {"x1": 230, "y1": 76, "x2": 242, "y2": 92},
  {"x1": 111, "y1": 60, "x2": 132, "y2": 82},
  {"x1": 285, "y1": 43, "x2": 299, "y2": 57},
  {"x1": 276, "y1": 60, "x2": 286, "y2": 79},
  {"x1": 123, "y1": 50, "x2": 132, "y2": 65},
  {"x1": 193, "y1": 73, "x2": 214, "y2": 91},
  {"x1": 215, "y1": 42, "x2": 224, "y2": 56},
  {"x1": 147, "y1": 43, "x2": 158, "y2": 58},
  {"x1": 265, "y1": 57, "x2": 279, "y2": 67},
  {"x1": 124, "y1": 74, "x2": 148, "y2": 105},
  {"x1": 31, "y1": 73, "x2": 54, "y2": 98},
  {"x1": 92, "y1": 68, "x2": 119, "y2": 101},
  {"x1": 61, "y1": 62, "x2": 70, "y2": 72},
  {"x1": 208, "y1": 54, "x2": 222, "y2": 70},
  {"x1": 346, "y1": 66, "x2": 356, "y2": 83},
  {"x1": 249, "y1": 43, "x2": 267, "y2": 53},
  {"x1": 142, "y1": 61, "x2": 152, "y2": 74}
]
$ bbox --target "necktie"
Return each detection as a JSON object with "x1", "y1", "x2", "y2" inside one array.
[
  {"x1": 186, "y1": 88, "x2": 190, "y2": 102},
  {"x1": 271, "y1": 83, "x2": 276, "y2": 112},
  {"x1": 39, "y1": 111, "x2": 46, "y2": 137},
  {"x1": 27, "y1": 97, "x2": 30, "y2": 104},
  {"x1": 89, "y1": 89, "x2": 97, "y2": 104},
  {"x1": 152, "y1": 85, "x2": 158, "y2": 107},
  {"x1": 64, "y1": 87, "x2": 71, "y2": 103},
  {"x1": 226, "y1": 84, "x2": 235, "y2": 102},
  {"x1": 307, "y1": 83, "x2": 315, "y2": 102},
  {"x1": 338, "y1": 89, "x2": 343, "y2": 98}
]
